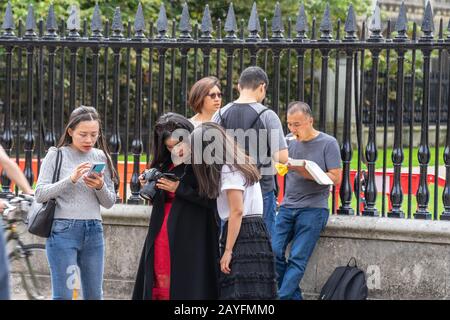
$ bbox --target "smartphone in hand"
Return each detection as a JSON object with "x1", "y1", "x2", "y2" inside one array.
[{"x1": 87, "y1": 163, "x2": 106, "y2": 177}]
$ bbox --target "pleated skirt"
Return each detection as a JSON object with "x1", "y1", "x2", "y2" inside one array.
[{"x1": 219, "y1": 215, "x2": 278, "y2": 300}]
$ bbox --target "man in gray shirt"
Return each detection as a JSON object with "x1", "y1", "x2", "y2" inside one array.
[
  {"x1": 272, "y1": 101, "x2": 341, "y2": 300},
  {"x1": 212, "y1": 66, "x2": 288, "y2": 238}
]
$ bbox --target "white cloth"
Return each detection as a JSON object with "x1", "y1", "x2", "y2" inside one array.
[
  {"x1": 217, "y1": 165, "x2": 264, "y2": 221},
  {"x1": 189, "y1": 116, "x2": 202, "y2": 128}
]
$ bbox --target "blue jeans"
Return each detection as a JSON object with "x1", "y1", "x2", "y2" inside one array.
[
  {"x1": 272, "y1": 207, "x2": 329, "y2": 300},
  {"x1": 46, "y1": 219, "x2": 104, "y2": 300},
  {"x1": 263, "y1": 191, "x2": 277, "y2": 239},
  {"x1": 0, "y1": 221, "x2": 10, "y2": 300}
]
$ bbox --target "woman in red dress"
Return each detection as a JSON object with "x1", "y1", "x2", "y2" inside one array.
[
  {"x1": 152, "y1": 163, "x2": 175, "y2": 300},
  {"x1": 132, "y1": 113, "x2": 220, "y2": 300}
]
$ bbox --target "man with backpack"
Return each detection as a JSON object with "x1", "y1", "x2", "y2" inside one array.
[
  {"x1": 272, "y1": 101, "x2": 342, "y2": 300},
  {"x1": 212, "y1": 66, "x2": 288, "y2": 238}
]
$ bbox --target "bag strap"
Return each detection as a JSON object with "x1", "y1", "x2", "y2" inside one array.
[
  {"x1": 51, "y1": 149, "x2": 63, "y2": 183},
  {"x1": 347, "y1": 257, "x2": 358, "y2": 268},
  {"x1": 218, "y1": 105, "x2": 270, "y2": 129},
  {"x1": 249, "y1": 108, "x2": 270, "y2": 128},
  {"x1": 218, "y1": 109, "x2": 223, "y2": 126},
  {"x1": 248, "y1": 108, "x2": 271, "y2": 170},
  {"x1": 56, "y1": 149, "x2": 63, "y2": 181}
]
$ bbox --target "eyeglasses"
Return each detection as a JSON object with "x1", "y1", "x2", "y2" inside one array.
[{"x1": 206, "y1": 92, "x2": 222, "y2": 99}]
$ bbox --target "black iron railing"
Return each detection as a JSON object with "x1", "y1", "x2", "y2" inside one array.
[{"x1": 0, "y1": 1, "x2": 449, "y2": 220}]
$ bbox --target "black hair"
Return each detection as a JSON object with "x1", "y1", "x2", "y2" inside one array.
[
  {"x1": 150, "y1": 112, "x2": 194, "y2": 170},
  {"x1": 238, "y1": 66, "x2": 269, "y2": 90},
  {"x1": 190, "y1": 122, "x2": 260, "y2": 199},
  {"x1": 57, "y1": 106, "x2": 118, "y2": 184},
  {"x1": 287, "y1": 101, "x2": 313, "y2": 117}
]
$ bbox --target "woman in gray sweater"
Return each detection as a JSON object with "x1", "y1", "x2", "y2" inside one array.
[{"x1": 35, "y1": 106, "x2": 117, "y2": 300}]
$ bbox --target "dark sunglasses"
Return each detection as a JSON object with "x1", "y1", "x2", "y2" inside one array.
[{"x1": 206, "y1": 92, "x2": 222, "y2": 99}]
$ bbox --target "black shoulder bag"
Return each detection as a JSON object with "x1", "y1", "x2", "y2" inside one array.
[{"x1": 27, "y1": 148, "x2": 63, "y2": 238}]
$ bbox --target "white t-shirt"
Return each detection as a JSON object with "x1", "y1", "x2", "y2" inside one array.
[
  {"x1": 217, "y1": 165, "x2": 264, "y2": 221},
  {"x1": 189, "y1": 117, "x2": 202, "y2": 128}
]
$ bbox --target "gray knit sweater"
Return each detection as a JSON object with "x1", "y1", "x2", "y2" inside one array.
[{"x1": 35, "y1": 146, "x2": 116, "y2": 220}]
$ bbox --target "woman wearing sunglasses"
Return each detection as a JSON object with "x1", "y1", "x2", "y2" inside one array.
[{"x1": 188, "y1": 76, "x2": 223, "y2": 128}]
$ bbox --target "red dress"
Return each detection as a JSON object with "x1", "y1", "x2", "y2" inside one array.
[{"x1": 152, "y1": 167, "x2": 175, "y2": 300}]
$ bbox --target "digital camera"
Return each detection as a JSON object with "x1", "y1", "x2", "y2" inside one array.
[{"x1": 139, "y1": 168, "x2": 179, "y2": 201}]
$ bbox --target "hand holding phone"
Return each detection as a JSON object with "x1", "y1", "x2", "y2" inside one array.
[
  {"x1": 87, "y1": 162, "x2": 106, "y2": 177},
  {"x1": 156, "y1": 173, "x2": 180, "y2": 193}
]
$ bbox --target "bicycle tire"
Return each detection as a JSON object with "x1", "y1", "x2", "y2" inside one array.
[{"x1": 9, "y1": 243, "x2": 51, "y2": 300}]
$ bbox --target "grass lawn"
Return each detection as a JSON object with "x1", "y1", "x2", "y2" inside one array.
[
  {"x1": 118, "y1": 154, "x2": 148, "y2": 162},
  {"x1": 350, "y1": 147, "x2": 442, "y2": 170},
  {"x1": 330, "y1": 184, "x2": 445, "y2": 220},
  {"x1": 346, "y1": 146, "x2": 446, "y2": 219}
]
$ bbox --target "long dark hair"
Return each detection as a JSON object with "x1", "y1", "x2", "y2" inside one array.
[
  {"x1": 190, "y1": 122, "x2": 260, "y2": 199},
  {"x1": 150, "y1": 113, "x2": 194, "y2": 170},
  {"x1": 57, "y1": 106, "x2": 118, "y2": 184}
]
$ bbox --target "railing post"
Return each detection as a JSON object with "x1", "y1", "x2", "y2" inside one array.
[
  {"x1": 318, "y1": 3, "x2": 334, "y2": 133},
  {"x1": 58, "y1": 18, "x2": 66, "y2": 139},
  {"x1": 179, "y1": 2, "x2": 193, "y2": 117},
  {"x1": 0, "y1": 2, "x2": 16, "y2": 197},
  {"x1": 109, "y1": 7, "x2": 124, "y2": 204},
  {"x1": 200, "y1": 5, "x2": 213, "y2": 77},
  {"x1": 128, "y1": 3, "x2": 147, "y2": 205},
  {"x1": 389, "y1": 2, "x2": 408, "y2": 218},
  {"x1": 67, "y1": 5, "x2": 80, "y2": 113},
  {"x1": 23, "y1": 4, "x2": 37, "y2": 186},
  {"x1": 337, "y1": 4, "x2": 358, "y2": 216},
  {"x1": 90, "y1": 3, "x2": 103, "y2": 109},
  {"x1": 363, "y1": 3, "x2": 383, "y2": 217},
  {"x1": 155, "y1": 3, "x2": 169, "y2": 119},
  {"x1": 415, "y1": 1, "x2": 434, "y2": 220},
  {"x1": 270, "y1": 3, "x2": 285, "y2": 115},
  {"x1": 442, "y1": 19, "x2": 450, "y2": 220},
  {"x1": 223, "y1": 3, "x2": 238, "y2": 104},
  {"x1": 43, "y1": 4, "x2": 58, "y2": 153},
  {"x1": 293, "y1": 6, "x2": 307, "y2": 102}
]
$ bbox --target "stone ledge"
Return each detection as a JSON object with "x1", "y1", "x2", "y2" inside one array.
[
  {"x1": 102, "y1": 204, "x2": 151, "y2": 227},
  {"x1": 323, "y1": 215, "x2": 450, "y2": 245},
  {"x1": 101, "y1": 206, "x2": 450, "y2": 245}
]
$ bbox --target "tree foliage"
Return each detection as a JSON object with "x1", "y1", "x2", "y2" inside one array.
[{"x1": 1, "y1": 1, "x2": 371, "y2": 36}]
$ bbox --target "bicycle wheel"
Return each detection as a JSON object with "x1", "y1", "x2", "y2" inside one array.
[{"x1": 9, "y1": 243, "x2": 51, "y2": 300}]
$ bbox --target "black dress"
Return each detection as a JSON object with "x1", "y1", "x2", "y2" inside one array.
[{"x1": 132, "y1": 164, "x2": 220, "y2": 300}]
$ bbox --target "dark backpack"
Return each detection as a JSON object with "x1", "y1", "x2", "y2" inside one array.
[
  {"x1": 217, "y1": 104, "x2": 271, "y2": 170},
  {"x1": 218, "y1": 104, "x2": 280, "y2": 195},
  {"x1": 319, "y1": 257, "x2": 368, "y2": 300}
]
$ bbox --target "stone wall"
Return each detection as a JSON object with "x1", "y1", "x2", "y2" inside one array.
[{"x1": 10, "y1": 205, "x2": 450, "y2": 300}]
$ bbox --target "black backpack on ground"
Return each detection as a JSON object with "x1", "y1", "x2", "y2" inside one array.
[{"x1": 319, "y1": 257, "x2": 368, "y2": 300}]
